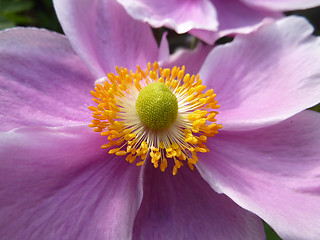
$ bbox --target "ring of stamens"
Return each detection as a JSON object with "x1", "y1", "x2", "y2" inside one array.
[{"x1": 89, "y1": 62, "x2": 222, "y2": 175}]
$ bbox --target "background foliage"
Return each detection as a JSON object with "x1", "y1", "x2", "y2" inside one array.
[{"x1": 0, "y1": 0, "x2": 319, "y2": 239}]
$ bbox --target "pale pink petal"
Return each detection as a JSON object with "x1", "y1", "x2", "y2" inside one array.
[
  {"x1": 162, "y1": 43, "x2": 213, "y2": 75},
  {"x1": 53, "y1": 0, "x2": 158, "y2": 78},
  {"x1": 157, "y1": 32, "x2": 170, "y2": 63},
  {"x1": 209, "y1": 0, "x2": 281, "y2": 41},
  {"x1": 117, "y1": 0, "x2": 218, "y2": 33},
  {"x1": 200, "y1": 16, "x2": 320, "y2": 131},
  {"x1": 197, "y1": 110, "x2": 320, "y2": 239},
  {"x1": 241, "y1": 0, "x2": 320, "y2": 11},
  {"x1": 0, "y1": 28, "x2": 94, "y2": 131},
  {"x1": 0, "y1": 126, "x2": 143, "y2": 240},
  {"x1": 133, "y1": 162, "x2": 265, "y2": 239},
  {"x1": 117, "y1": 0, "x2": 280, "y2": 44},
  {"x1": 188, "y1": 28, "x2": 219, "y2": 45}
]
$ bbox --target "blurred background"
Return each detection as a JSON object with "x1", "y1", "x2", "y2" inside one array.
[{"x1": 1, "y1": 0, "x2": 319, "y2": 239}]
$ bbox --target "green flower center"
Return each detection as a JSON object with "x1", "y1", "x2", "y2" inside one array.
[{"x1": 135, "y1": 82, "x2": 178, "y2": 130}]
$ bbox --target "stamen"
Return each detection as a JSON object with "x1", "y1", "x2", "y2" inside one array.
[{"x1": 89, "y1": 62, "x2": 222, "y2": 175}]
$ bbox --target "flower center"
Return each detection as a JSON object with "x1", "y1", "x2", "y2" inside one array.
[
  {"x1": 135, "y1": 82, "x2": 178, "y2": 130},
  {"x1": 88, "y1": 62, "x2": 223, "y2": 175}
]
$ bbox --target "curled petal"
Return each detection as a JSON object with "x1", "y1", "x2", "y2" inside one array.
[
  {"x1": 200, "y1": 16, "x2": 320, "y2": 130},
  {"x1": 241, "y1": 0, "x2": 320, "y2": 11}
]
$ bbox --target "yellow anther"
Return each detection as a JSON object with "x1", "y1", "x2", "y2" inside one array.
[
  {"x1": 188, "y1": 87, "x2": 195, "y2": 95},
  {"x1": 183, "y1": 74, "x2": 190, "y2": 84},
  {"x1": 150, "y1": 71, "x2": 157, "y2": 80},
  {"x1": 207, "y1": 113, "x2": 217, "y2": 121},
  {"x1": 159, "y1": 142, "x2": 165, "y2": 149},
  {"x1": 172, "y1": 142, "x2": 179, "y2": 149},
  {"x1": 173, "y1": 166, "x2": 178, "y2": 176},
  {"x1": 199, "y1": 97, "x2": 209, "y2": 105},
  {"x1": 194, "y1": 147, "x2": 207, "y2": 153},
  {"x1": 205, "y1": 89, "x2": 214, "y2": 96},
  {"x1": 108, "y1": 148, "x2": 121, "y2": 154},
  {"x1": 188, "y1": 163, "x2": 194, "y2": 171},
  {"x1": 171, "y1": 80, "x2": 178, "y2": 88},
  {"x1": 150, "y1": 146, "x2": 159, "y2": 152},
  {"x1": 136, "y1": 161, "x2": 145, "y2": 167},
  {"x1": 184, "y1": 129, "x2": 192, "y2": 134},
  {"x1": 153, "y1": 62, "x2": 159, "y2": 71},
  {"x1": 195, "y1": 85, "x2": 206, "y2": 93},
  {"x1": 160, "y1": 158, "x2": 168, "y2": 172},
  {"x1": 178, "y1": 69, "x2": 184, "y2": 80},
  {"x1": 93, "y1": 128, "x2": 103, "y2": 132},
  {"x1": 101, "y1": 144, "x2": 110, "y2": 149},
  {"x1": 171, "y1": 66, "x2": 178, "y2": 79},
  {"x1": 198, "y1": 135, "x2": 207, "y2": 142},
  {"x1": 188, "y1": 157, "x2": 197, "y2": 165},
  {"x1": 176, "y1": 148, "x2": 182, "y2": 157},
  {"x1": 116, "y1": 151, "x2": 127, "y2": 156},
  {"x1": 141, "y1": 141, "x2": 147, "y2": 149},
  {"x1": 163, "y1": 68, "x2": 170, "y2": 78},
  {"x1": 187, "y1": 94, "x2": 196, "y2": 102},
  {"x1": 124, "y1": 133, "x2": 136, "y2": 141},
  {"x1": 88, "y1": 106, "x2": 98, "y2": 111}
]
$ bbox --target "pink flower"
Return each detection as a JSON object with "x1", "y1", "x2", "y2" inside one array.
[
  {"x1": 0, "y1": 0, "x2": 320, "y2": 239},
  {"x1": 117, "y1": 0, "x2": 320, "y2": 44}
]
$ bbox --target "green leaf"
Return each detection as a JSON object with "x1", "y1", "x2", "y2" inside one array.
[
  {"x1": 0, "y1": 0, "x2": 33, "y2": 14},
  {"x1": 0, "y1": 14, "x2": 14, "y2": 30},
  {"x1": 264, "y1": 222, "x2": 282, "y2": 240}
]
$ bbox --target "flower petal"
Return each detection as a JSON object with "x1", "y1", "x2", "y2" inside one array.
[
  {"x1": 53, "y1": 0, "x2": 158, "y2": 78},
  {"x1": 118, "y1": 0, "x2": 280, "y2": 44},
  {"x1": 0, "y1": 28, "x2": 94, "y2": 131},
  {"x1": 158, "y1": 32, "x2": 170, "y2": 63},
  {"x1": 200, "y1": 16, "x2": 320, "y2": 130},
  {"x1": 209, "y1": 0, "x2": 280, "y2": 41},
  {"x1": 117, "y1": 0, "x2": 218, "y2": 33},
  {"x1": 197, "y1": 110, "x2": 320, "y2": 239},
  {"x1": 162, "y1": 42, "x2": 213, "y2": 75},
  {"x1": 0, "y1": 126, "x2": 143, "y2": 240},
  {"x1": 133, "y1": 162, "x2": 265, "y2": 240},
  {"x1": 241, "y1": 0, "x2": 320, "y2": 11}
]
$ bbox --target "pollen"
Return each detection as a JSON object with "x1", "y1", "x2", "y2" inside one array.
[{"x1": 88, "y1": 61, "x2": 223, "y2": 175}]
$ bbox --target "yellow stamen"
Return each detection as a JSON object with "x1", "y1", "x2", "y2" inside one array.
[{"x1": 89, "y1": 62, "x2": 222, "y2": 175}]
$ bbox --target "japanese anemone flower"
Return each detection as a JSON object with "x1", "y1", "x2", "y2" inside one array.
[
  {"x1": 117, "y1": 0, "x2": 320, "y2": 44},
  {"x1": 0, "y1": 0, "x2": 320, "y2": 240}
]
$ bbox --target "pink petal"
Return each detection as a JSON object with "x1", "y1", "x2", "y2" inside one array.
[
  {"x1": 53, "y1": 0, "x2": 159, "y2": 78},
  {"x1": 200, "y1": 16, "x2": 320, "y2": 131},
  {"x1": 197, "y1": 110, "x2": 320, "y2": 239},
  {"x1": 158, "y1": 32, "x2": 170, "y2": 63},
  {"x1": 0, "y1": 126, "x2": 143, "y2": 240},
  {"x1": 209, "y1": 0, "x2": 281, "y2": 41},
  {"x1": 241, "y1": 0, "x2": 320, "y2": 11},
  {"x1": 117, "y1": 0, "x2": 280, "y2": 44},
  {"x1": 161, "y1": 42, "x2": 213, "y2": 75},
  {"x1": 133, "y1": 162, "x2": 265, "y2": 239},
  {"x1": 0, "y1": 28, "x2": 94, "y2": 131},
  {"x1": 117, "y1": 0, "x2": 218, "y2": 33},
  {"x1": 188, "y1": 28, "x2": 219, "y2": 45}
]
